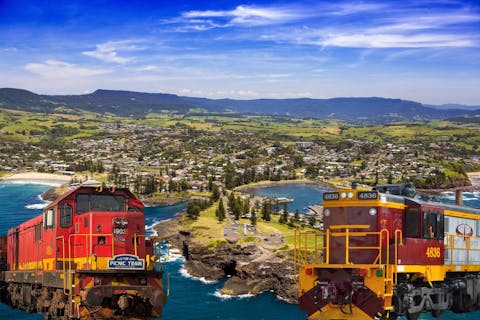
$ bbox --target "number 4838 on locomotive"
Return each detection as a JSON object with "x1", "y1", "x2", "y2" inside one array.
[{"x1": 0, "y1": 185, "x2": 167, "y2": 320}]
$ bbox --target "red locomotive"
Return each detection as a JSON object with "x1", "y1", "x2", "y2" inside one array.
[
  {"x1": 0, "y1": 185, "x2": 167, "y2": 319},
  {"x1": 296, "y1": 183, "x2": 480, "y2": 320}
]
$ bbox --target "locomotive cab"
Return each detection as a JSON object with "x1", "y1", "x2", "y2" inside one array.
[{"x1": 399, "y1": 200, "x2": 444, "y2": 265}]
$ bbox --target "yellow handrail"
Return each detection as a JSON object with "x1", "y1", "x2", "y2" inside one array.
[
  {"x1": 444, "y1": 233, "x2": 480, "y2": 265},
  {"x1": 294, "y1": 226, "x2": 395, "y2": 268}
]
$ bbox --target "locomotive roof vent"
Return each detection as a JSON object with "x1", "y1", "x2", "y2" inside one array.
[{"x1": 373, "y1": 183, "x2": 416, "y2": 198}]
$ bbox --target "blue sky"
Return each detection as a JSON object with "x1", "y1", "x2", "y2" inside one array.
[{"x1": 0, "y1": 0, "x2": 479, "y2": 104}]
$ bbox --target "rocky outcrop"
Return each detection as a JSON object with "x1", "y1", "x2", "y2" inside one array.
[
  {"x1": 222, "y1": 254, "x2": 297, "y2": 302},
  {"x1": 41, "y1": 185, "x2": 69, "y2": 201},
  {"x1": 155, "y1": 217, "x2": 298, "y2": 303}
]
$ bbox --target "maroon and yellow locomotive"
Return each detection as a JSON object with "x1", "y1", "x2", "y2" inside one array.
[
  {"x1": 296, "y1": 183, "x2": 480, "y2": 320},
  {"x1": 0, "y1": 185, "x2": 167, "y2": 319}
]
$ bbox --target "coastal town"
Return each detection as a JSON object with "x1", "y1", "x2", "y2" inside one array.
[{"x1": 1, "y1": 121, "x2": 479, "y2": 197}]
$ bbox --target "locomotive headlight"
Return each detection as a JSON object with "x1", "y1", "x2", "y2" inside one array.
[
  {"x1": 324, "y1": 209, "x2": 331, "y2": 217},
  {"x1": 369, "y1": 208, "x2": 377, "y2": 216},
  {"x1": 347, "y1": 192, "x2": 354, "y2": 199},
  {"x1": 121, "y1": 218, "x2": 128, "y2": 226},
  {"x1": 113, "y1": 217, "x2": 121, "y2": 225},
  {"x1": 341, "y1": 192, "x2": 347, "y2": 199}
]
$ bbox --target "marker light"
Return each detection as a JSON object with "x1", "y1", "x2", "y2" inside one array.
[
  {"x1": 324, "y1": 209, "x2": 331, "y2": 217},
  {"x1": 359, "y1": 268, "x2": 368, "y2": 277},
  {"x1": 305, "y1": 268, "x2": 313, "y2": 275},
  {"x1": 369, "y1": 208, "x2": 377, "y2": 216}
]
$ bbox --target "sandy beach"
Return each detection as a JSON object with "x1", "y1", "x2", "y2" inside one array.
[
  {"x1": 0, "y1": 172, "x2": 72, "y2": 184},
  {"x1": 467, "y1": 172, "x2": 480, "y2": 187}
]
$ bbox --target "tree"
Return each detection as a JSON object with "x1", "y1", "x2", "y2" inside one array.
[
  {"x1": 279, "y1": 203, "x2": 289, "y2": 224},
  {"x1": 261, "y1": 200, "x2": 271, "y2": 221},
  {"x1": 242, "y1": 198, "x2": 250, "y2": 216},
  {"x1": 216, "y1": 198, "x2": 226, "y2": 222},
  {"x1": 232, "y1": 199, "x2": 241, "y2": 220},
  {"x1": 211, "y1": 184, "x2": 220, "y2": 202},
  {"x1": 224, "y1": 161, "x2": 235, "y2": 189},
  {"x1": 187, "y1": 201, "x2": 201, "y2": 220},
  {"x1": 250, "y1": 207, "x2": 257, "y2": 226},
  {"x1": 228, "y1": 191, "x2": 236, "y2": 206}
]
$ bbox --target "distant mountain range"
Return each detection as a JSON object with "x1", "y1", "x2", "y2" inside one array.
[{"x1": 1, "y1": 88, "x2": 479, "y2": 123}]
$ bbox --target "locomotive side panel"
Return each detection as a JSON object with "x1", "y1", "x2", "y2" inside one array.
[
  {"x1": 444, "y1": 213, "x2": 480, "y2": 265},
  {"x1": 7, "y1": 215, "x2": 43, "y2": 271}
]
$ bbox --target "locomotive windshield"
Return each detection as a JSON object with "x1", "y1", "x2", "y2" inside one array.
[{"x1": 76, "y1": 194, "x2": 126, "y2": 214}]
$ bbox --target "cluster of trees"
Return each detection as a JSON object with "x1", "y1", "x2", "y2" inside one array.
[
  {"x1": 106, "y1": 164, "x2": 193, "y2": 196},
  {"x1": 67, "y1": 160, "x2": 104, "y2": 173},
  {"x1": 223, "y1": 161, "x2": 299, "y2": 190},
  {"x1": 227, "y1": 192, "x2": 250, "y2": 220},
  {"x1": 187, "y1": 198, "x2": 212, "y2": 220}
]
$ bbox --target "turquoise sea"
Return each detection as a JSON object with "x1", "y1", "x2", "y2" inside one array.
[{"x1": 0, "y1": 181, "x2": 479, "y2": 320}]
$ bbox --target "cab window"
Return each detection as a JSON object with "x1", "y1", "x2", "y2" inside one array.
[
  {"x1": 76, "y1": 194, "x2": 125, "y2": 214},
  {"x1": 423, "y1": 211, "x2": 444, "y2": 240},
  {"x1": 44, "y1": 208, "x2": 56, "y2": 229},
  {"x1": 405, "y1": 207, "x2": 419, "y2": 237},
  {"x1": 60, "y1": 203, "x2": 73, "y2": 228}
]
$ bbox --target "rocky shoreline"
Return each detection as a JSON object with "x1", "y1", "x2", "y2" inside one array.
[
  {"x1": 142, "y1": 196, "x2": 190, "y2": 207},
  {"x1": 154, "y1": 215, "x2": 298, "y2": 303}
]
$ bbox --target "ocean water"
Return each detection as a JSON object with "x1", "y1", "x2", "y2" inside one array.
[
  {"x1": 249, "y1": 183, "x2": 325, "y2": 214},
  {"x1": 0, "y1": 181, "x2": 479, "y2": 320}
]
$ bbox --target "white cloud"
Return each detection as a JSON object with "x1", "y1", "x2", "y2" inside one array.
[
  {"x1": 262, "y1": 20, "x2": 478, "y2": 49},
  {"x1": 321, "y1": 33, "x2": 477, "y2": 48},
  {"x1": 328, "y1": 2, "x2": 388, "y2": 16},
  {"x1": 181, "y1": 4, "x2": 303, "y2": 28},
  {"x1": 373, "y1": 14, "x2": 480, "y2": 33},
  {"x1": 82, "y1": 40, "x2": 145, "y2": 63},
  {"x1": 0, "y1": 47, "x2": 19, "y2": 52},
  {"x1": 24, "y1": 60, "x2": 110, "y2": 78},
  {"x1": 130, "y1": 65, "x2": 157, "y2": 72}
]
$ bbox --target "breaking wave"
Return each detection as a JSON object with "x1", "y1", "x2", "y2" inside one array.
[
  {"x1": 179, "y1": 266, "x2": 217, "y2": 284},
  {"x1": 212, "y1": 289, "x2": 254, "y2": 300}
]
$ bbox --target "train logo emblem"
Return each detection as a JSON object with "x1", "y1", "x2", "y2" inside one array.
[
  {"x1": 455, "y1": 223, "x2": 473, "y2": 237},
  {"x1": 108, "y1": 254, "x2": 145, "y2": 270}
]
